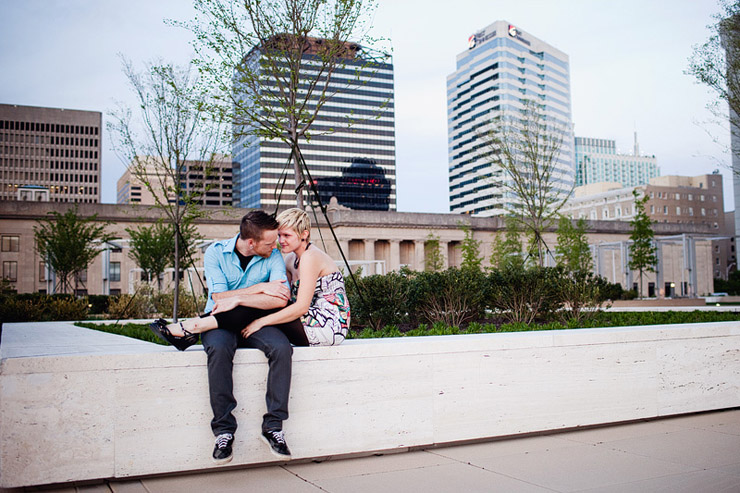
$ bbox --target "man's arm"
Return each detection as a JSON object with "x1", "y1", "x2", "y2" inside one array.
[
  {"x1": 212, "y1": 290, "x2": 288, "y2": 314},
  {"x1": 211, "y1": 280, "x2": 289, "y2": 304}
]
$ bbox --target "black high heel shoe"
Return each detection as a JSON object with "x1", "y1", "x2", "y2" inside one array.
[{"x1": 149, "y1": 318, "x2": 198, "y2": 351}]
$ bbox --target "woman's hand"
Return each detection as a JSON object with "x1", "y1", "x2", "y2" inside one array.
[
  {"x1": 212, "y1": 296, "x2": 241, "y2": 314},
  {"x1": 241, "y1": 319, "x2": 265, "y2": 339}
]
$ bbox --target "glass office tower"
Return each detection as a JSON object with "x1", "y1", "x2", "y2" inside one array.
[
  {"x1": 232, "y1": 38, "x2": 396, "y2": 211},
  {"x1": 447, "y1": 21, "x2": 573, "y2": 216}
]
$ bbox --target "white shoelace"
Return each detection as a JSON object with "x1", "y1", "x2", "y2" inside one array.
[
  {"x1": 270, "y1": 430, "x2": 286, "y2": 444},
  {"x1": 215, "y1": 433, "x2": 233, "y2": 448}
]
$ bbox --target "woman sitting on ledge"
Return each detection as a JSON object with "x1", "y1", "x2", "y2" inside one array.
[{"x1": 150, "y1": 208, "x2": 350, "y2": 348}]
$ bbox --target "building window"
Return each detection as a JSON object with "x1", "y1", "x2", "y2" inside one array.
[
  {"x1": 1, "y1": 235, "x2": 19, "y2": 252},
  {"x1": 110, "y1": 289, "x2": 121, "y2": 296},
  {"x1": 39, "y1": 262, "x2": 46, "y2": 282},
  {"x1": 76, "y1": 269, "x2": 87, "y2": 283},
  {"x1": 602, "y1": 209, "x2": 609, "y2": 219},
  {"x1": 689, "y1": 207, "x2": 694, "y2": 216},
  {"x1": 3, "y1": 261, "x2": 17, "y2": 282},
  {"x1": 663, "y1": 206, "x2": 667, "y2": 215},
  {"x1": 675, "y1": 193, "x2": 680, "y2": 200},
  {"x1": 650, "y1": 205, "x2": 655, "y2": 214},
  {"x1": 110, "y1": 262, "x2": 121, "y2": 282},
  {"x1": 676, "y1": 206, "x2": 681, "y2": 215},
  {"x1": 701, "y1": 208, "x2": 706, "y2": 216},
  {"x1": 688, "y1": 194, "x2": 693, "y2": 200}
]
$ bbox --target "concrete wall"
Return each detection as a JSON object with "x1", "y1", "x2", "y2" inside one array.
[{"x1": 2, "y1": 321, "x2": 739, "y2": 488}]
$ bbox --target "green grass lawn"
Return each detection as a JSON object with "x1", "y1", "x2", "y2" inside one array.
[{"x1": 77, "y1": 309, "x2": 740, "y2": 344}]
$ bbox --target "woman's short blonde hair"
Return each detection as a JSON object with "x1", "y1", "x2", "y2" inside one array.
[{"x1": 276, "y1": 208, "x2": 311, "y2": 241}]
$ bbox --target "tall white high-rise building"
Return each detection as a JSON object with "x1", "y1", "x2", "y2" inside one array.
[
  {"x1": 232, "y1": 37, "x2": 396, "y2": 211},
  {"x1": 447, "y1": 21, "x2": 573, "y2": 216}
]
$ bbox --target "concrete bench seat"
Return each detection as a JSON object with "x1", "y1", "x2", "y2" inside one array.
[{"x1": 1, "y1": 320, "x2": 739, "y2": 488}]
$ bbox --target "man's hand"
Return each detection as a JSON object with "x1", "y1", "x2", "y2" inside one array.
[
  {"x1": 212, "y1": 296, "x2": 242, "y2": 315},
  {"x1": 261, "y1": 279, "x2": 290, "y2": 301}
]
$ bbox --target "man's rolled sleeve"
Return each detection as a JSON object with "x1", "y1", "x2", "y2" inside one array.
[
  {"x1": 267, "y1": 249, "x2": 288, "y2": 282},
  {"x1": 204, "y1": 245, "x2": 229, "y2": 297}
]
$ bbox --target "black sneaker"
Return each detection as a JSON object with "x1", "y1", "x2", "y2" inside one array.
[
  {"x1": 212, "y1": 433, "x2": 234, "y2": 464},
  {"x1": 261, "y1": 429, "x2": 291, "y2": 457}
]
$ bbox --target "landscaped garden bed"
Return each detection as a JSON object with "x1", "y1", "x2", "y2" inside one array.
[{"x1": 77, "y1": 309, "x2": 740, "y2": 345}]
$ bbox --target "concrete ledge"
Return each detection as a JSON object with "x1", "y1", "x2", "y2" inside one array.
[{"x1": 1, "y1": 320, "x2": 739, "y2": 488}]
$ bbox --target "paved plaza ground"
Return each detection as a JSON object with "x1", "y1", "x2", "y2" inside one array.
[{"x1": 9, "y1": 408, "x2": 740, "y2": 493}]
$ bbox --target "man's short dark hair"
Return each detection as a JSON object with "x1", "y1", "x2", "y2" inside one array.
[{"x1": 240, "y1": 210, "x2": 279, "y2": 241}]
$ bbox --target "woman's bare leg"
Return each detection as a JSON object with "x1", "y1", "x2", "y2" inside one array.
[{"x1": 166, "y1": 316, "x2": 218, "y2": 336}]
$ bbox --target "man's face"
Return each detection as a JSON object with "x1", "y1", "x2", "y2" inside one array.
[{"x1": 252, "y1": 229, "x2": 278, "y2": 258}]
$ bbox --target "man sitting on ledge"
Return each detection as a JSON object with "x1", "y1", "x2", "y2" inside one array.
[
  {"x1": 152, "y1": 210, "x2": 300, "y2": 463},
  {"x1": 200, "y1": 210, "x2": 299, "y2": 463}
]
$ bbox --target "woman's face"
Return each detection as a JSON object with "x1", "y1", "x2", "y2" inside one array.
[{"x1": 278, "y1": 227, "x2": 304, "y2": 253}]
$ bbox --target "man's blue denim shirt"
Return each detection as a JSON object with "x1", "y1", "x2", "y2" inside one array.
[{"x1": 203, "y1": 233, "x2": 287, "y2": 313}]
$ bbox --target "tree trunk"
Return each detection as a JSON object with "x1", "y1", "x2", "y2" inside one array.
[
  {"x1": 292, "y1": 144, "x2": 303, "y2": 210},
  {"x1": 173, "y1": 223, "x2": 180, "y2": 323}
]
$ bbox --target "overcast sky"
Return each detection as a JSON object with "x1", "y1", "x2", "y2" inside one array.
[{"x1": 0, "y1": 0, "x2": 733, "y2": 212}]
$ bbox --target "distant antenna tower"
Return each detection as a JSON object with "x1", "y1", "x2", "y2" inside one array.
[{"x1": 633, "y1": 126, "x2": 640, "y2": 157}]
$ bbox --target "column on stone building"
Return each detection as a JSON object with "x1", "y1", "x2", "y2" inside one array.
[
  {"x1": 415, "y1": 240, "x2": 426, "y2": 271},
  {"x1": 389, "y1": 240, "x2": 401, "y2": 272},
  {"x1": 363, "y1": 239, "x2": 377, "y2": 274},
  {"x1": 439, "y1": 241, "x2": 449, "y2": 270},
  {"x1": 337, "y1": 239, "x2": 350, "y2": 262}
]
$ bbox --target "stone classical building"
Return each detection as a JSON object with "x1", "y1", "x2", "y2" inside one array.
[
  {"x1": 0, "y1": 200, "x2": 720, "y2": 298},
  {"x1": 0, "y1": 104, "x2": 102, "y2": 203}
]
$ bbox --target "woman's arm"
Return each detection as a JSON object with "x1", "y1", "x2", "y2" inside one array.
[{"x1": 240, "y1": 251, "x2": 322, "y2": 337}]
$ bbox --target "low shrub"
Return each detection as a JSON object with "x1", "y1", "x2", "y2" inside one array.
[
  {"x1": 408, "y1": 268, "x2": 487, "y2": 327},
  {"x1": 152, "y1": 289, "x2": 206, "y2": 319},
  {"x1": 107, "y1": 293, "x2": 155, "y2": 320},
  {"x1": 87, "y1": 295, "x2": 111, "y2": 314},
  {"x1": 487, "y1": 266, "x2": 562, "y2": 324},
  {"x1": 556, "y1": 271, "x2": 610, "y2": 325},
  {"x1": 0, "y1": 293, "x2": 89, "y2": 322},
  {"x1": 345, "y1": 270, "x2": 411, "y2": 330}
]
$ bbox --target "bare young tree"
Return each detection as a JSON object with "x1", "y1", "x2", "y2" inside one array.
[
  {"x1": 177, "y1": 0, "x2": 388, "y2": 209},
  {"x1": 108, "y1": 60, "x2": 226, "y2": 321},
  {"x1": 687, "y1": 1, "x2": 740, "y2": 166},
  {"x1": 482, "y1": 100, "x2": 572, "y2": 265}
]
